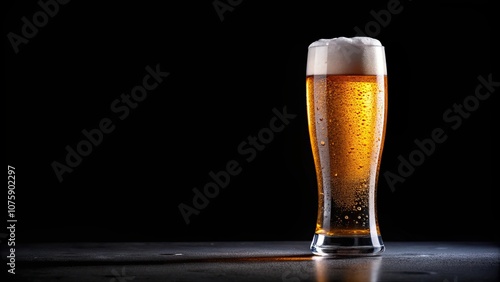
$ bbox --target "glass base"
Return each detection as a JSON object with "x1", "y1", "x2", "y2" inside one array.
[{"x1": 310, "y1": 234, "x2": 385, "y2": 256}]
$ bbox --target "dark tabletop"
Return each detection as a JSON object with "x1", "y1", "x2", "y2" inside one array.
[{"x1": 3, "y1": 241, "x2": 499, "y2": 281}]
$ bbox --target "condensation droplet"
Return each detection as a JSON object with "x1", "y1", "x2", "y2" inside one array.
[
  {"x1": 344, "y1": 215, "x2": 349, "y2": 220},
  {"x1": 320, "y1": 141, "x2": 325, "y2": 146}
]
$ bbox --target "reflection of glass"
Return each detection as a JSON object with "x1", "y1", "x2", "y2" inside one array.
[
  {"x1": 306, "y1": 37, "x2": 387, "y2": 256},
  {"x1": 314, "y1": 256, "x2": 382, "y2": 282}
]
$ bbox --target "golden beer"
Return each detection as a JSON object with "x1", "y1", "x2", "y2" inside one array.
[{"x1": 307, "y1": 37, "x2": 387, "y2": 255}]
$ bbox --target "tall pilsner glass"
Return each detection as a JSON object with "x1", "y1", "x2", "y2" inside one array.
[{"x1": 306, "y1": 37, "x2": 387, "y2": 256}]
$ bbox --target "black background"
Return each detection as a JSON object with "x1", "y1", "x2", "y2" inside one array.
[{"x1": 4, "y1": 0, "x2": 497, "y2": 243}]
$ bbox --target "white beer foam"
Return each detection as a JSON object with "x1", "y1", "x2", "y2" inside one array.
[{"x1": 306, "y1": 37, "x2": 386, "y2": 76}]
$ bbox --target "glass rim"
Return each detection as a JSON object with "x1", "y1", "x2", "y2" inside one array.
[{"x1": 308, "y1": 44, "x2": 385, "y2": 49}]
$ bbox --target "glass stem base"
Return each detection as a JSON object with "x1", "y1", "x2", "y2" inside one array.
[{"x1": 310, "y1": 233, "x2": 385, "y2": 256}]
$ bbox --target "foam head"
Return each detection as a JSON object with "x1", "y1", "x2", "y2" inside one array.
[{"x1": 306, "y1": 37, "x2": 386, "y2": 76}]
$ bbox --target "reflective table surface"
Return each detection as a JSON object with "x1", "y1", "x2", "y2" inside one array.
[{"x1": 4, "y1": 241, "x2": 499, "y2": 281}]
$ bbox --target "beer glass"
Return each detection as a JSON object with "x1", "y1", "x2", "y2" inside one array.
[{"x1": 306, "y1": 37, "x2": 387, "y2": 256}]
